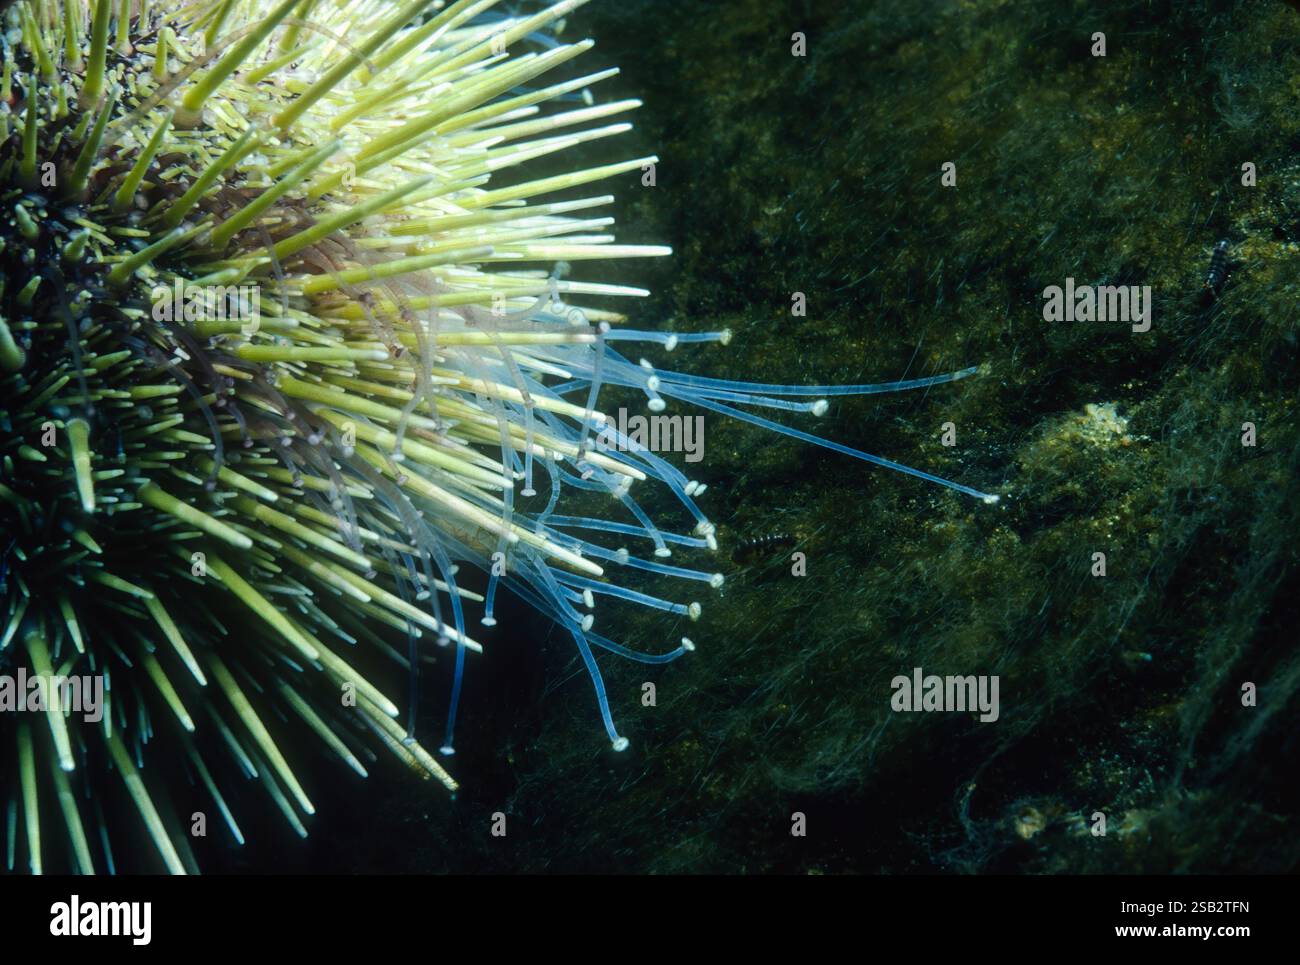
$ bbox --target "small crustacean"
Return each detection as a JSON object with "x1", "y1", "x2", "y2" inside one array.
[
  {"x1": 1203, "y1": 239, "x2": 1232, "y2": 297},
  {"x1": 732, "y1": 531, "x2": 798, "y2": 564}
]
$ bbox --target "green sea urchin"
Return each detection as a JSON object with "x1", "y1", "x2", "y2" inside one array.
[{"x1": 0, "y1": 0, "x2": 994, "y2": 874}]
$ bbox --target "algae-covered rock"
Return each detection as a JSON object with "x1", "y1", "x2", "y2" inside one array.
[{"x1": 308, "y1": 0, "x2": 1300, "y2": 874}]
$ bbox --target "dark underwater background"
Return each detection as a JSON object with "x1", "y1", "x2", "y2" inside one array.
[{"x1": 210, "y1": 0, "x2": 1300, "y2": 874}]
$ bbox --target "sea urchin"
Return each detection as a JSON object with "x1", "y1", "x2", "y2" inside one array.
[{"x1": 0, "y1": 0, "x2": 995, "y2": 874}]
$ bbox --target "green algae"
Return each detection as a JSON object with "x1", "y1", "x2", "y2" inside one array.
[{"x1": 303, "y1": 0, "x2": 1300, "y2": 873}]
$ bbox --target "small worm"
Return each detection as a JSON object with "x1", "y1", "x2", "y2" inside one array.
[
  {"x1": 732, "y1": 532, "x2": 797, "y2": 564},
  {"x1": 1204, "y1": 239, "x2": 1231, "y2": 295}
]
